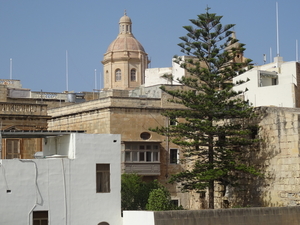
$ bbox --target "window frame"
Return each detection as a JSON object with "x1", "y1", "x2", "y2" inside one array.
[
  {"x1": 96, "y1": 164, "x2": 110, "y2": 193},
  {"x1": 130, "y1": 69, "x2": 137, "y2": 82},
  {"x1": 124, "y1": 143, "x2": 160, "y2": 163},
  {"x1": 33, "y1": 211, "x2": 48, "y2": 225},
  {"x1": 115, "y1": 69, "x2": 121, "y2": 81},
  {"x1": 170, "y1": 148, "x2": 179, "y2": 164},
  {"x1": 5, "y1": 139, "x2": 21, "y2": 159}
]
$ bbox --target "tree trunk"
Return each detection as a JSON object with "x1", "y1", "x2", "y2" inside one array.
[
  {"x1": 208, "y1": 133, "x2": 214, "y2": 209},
  {"x1": 209, "y1": 180, "x2": 214, "y2": 209}
]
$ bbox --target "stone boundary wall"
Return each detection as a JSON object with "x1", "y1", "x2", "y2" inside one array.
[{"x1": 153, "y1": 207, "x2": 300, "y2": 225}]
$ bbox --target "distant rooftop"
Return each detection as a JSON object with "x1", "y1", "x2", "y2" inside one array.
[{"x1": 0, "y1": 130, "x2": 85, "y2": 138}]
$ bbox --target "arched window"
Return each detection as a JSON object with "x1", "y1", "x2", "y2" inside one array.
[
  {"x1": 130, "y1": 69, "x2": 136, "y2": 81},
  {"x1": 115, "y1": 69, "x2": 121, "y2": 81},
  {"x1": 98, "y1": 222, "x2": 109, "y2": 225}
]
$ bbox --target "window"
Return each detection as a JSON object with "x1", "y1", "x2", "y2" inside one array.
[
  {"x1": 124, "y1": 143, "x2": 160, "y2": 163},
  {"x1": 96, "y1": 164, "x2": 110, "y2": 193},
  {"x1": 125, "y1": 152, "x2": 131, "y2": 161},
  {"x1": 169, "y1": 117, "x2": 177, "y2": 126},
  {"x1": 259, "y1": 71, "x2": 278, "y2": 87},
  {"x1": 170, "y1": 199, "x2": 179, "y2": 208},
  {"x1": 140, "y1": 132, "x2": 151, "y2": 140},
  {"x1": 146, "y1": 151, "x2": 152, "y2": 162},
  {"x1": 130, "y1": 69, "x2": 136, "y2": 81},
  {"x1": 153, "y1": 152, "x2": 159, "y2": 161},
  {"x1": 115, "y1": 69, "x2": 121, "y2": 81},
  {"x1": 33, "y1": 211, "x2": 48, "y2": 225},
  {"x1": 6, "y1": 139, "x2": 20, "y2": 159},
  {"x1": 170, "y1": 149, "x2": 178, "y2": 164},
  {"x1": 132, "y1": 152, "x2": 138, "y2": 161},
  {"x1": 139, "y1": 152, "x2": 145, "y2": 161}
]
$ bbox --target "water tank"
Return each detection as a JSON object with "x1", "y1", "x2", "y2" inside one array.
[{"x1": 67, "y1": 93, "x2": 76, "y2": 102}]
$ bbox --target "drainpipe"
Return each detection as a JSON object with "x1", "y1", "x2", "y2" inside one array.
[{"x1": 19, "y1": 160, "x2": 39, "y2": 225}]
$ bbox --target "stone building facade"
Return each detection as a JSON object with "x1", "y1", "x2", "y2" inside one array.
[
  {"x1": 0, "y1": 81, "x2": 77, "y2": 159},
  {"x1": 47, "y1": 88, "x2": 196, "y2": 208},
  {"x1": 0, "y1": 87, "x2": 50, "y2": 159}
]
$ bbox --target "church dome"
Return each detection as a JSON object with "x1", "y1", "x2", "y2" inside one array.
[
  {"x1": 105, "y1": 12, "x2": 146, "y2": 53},
  {"x1": 106, "y1": 36, "x2": 145, "y2": 52},
  {"x1": 102, "y1": 12, "x2": 150, "y2": 90}
]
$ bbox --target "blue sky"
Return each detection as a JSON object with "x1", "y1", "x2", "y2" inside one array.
[{"x1": 0, "y1": 0, "x2": 299, "y2": 92}]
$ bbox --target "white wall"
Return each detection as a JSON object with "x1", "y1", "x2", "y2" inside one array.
[
  {"x1": 0, "y1": 133, "x2": 121, "y2": 225},
  {"x1": 145, "y1": 67, "x2": 173, "y2": 87},
  {"x1": 123, "y1": 211, "x2": 155, "y2": 225},
  {"x1": 144, "y1": 57, "x2": 186, "y2": 87},
  {"x1": 233, "y1": 61, "x2": 298, "y2": 107}
]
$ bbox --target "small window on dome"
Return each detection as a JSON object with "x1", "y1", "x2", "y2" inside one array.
[
  {"x1": 131, "y1": 69, "x2": 136, "y2": 81},
  {"x1": 115, "y1": 69, "x2": 121, "y2": 81}
]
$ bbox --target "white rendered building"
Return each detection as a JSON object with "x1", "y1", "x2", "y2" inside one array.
[
  {"x1": 233, "y1": 57, "x2": 300, "y2": 107},
  {"x1": 0, "y1": 133, "x2": 121, "y2": 225},
  {"x1": 144, "y1": 57, "x2": 190, "y2": 87}
]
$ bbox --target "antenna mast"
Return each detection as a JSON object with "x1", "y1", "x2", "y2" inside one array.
[
  {"x1": 10, "y1": 58, "x2": 12, "y2": 79},
  {"x1": 276, "y1": 2, "x2": 280, "y2": 57},
  {"x1": 66, "y1": 50, "x2": 69, "y2": 92},
  {"x1": 94, "y1": 69, "x2": 97, "y2": 90},
  {"x1": 297, "y1": 40, "x2": 299, "y2": 62},
  {"x1": 100, "y1": 72, "x2": 102, "y2": 90}
]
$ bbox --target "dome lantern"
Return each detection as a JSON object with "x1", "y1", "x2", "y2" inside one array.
[{"x1": 119, "y1": 10, "x2": 132, "y2": 34}]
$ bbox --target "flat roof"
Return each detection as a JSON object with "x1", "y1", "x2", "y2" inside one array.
[{"x1": 0, "y1": 130, "x2": 85, "y2": 138}]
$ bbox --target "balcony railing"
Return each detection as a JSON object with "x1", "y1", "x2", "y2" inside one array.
[{"x1": 124, "y1": 162, "x2": 160, "y2": 176}]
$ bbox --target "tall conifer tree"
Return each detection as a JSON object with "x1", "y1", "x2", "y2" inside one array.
[{"x1": 153, "y1": 8, "x2": 259, "y2": 209}]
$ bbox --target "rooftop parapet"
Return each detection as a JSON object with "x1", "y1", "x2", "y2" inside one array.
[
  {"x1": 0, "y1": 79, "x2": 22, "y2": 89},
  {"x1": 0, "y1": 102, "x2": 48, "y2": 116}
]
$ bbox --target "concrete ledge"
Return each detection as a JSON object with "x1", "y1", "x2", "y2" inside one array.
[{"x1": 123, "y1": 207, "x2": 300, "y2": 225}]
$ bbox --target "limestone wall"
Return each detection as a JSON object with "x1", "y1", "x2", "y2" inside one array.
[
  {"x1": 0, "y1": 84, "x2": 7, "y2": 102},
  {"x1": 151, "y1": 206, "x2": 300, "y2": 225},
  {"x1": 256, "y1": 107, "x2": 300, "y2": 207}
]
